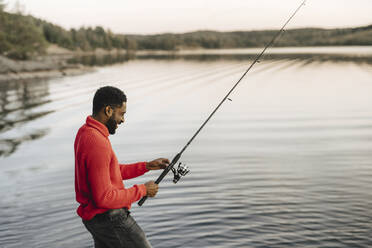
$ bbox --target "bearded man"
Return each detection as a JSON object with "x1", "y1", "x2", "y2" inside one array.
[{"x1": 74, "y1": 86, "x2": 169, "y2": 248}]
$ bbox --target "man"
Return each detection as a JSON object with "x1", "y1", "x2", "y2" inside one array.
[{"x1": 74, "y1": 86, "x2": 169, "y2": 248}]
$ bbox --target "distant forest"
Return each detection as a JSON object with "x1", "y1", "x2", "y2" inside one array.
[{"x1": 1, "y1": 3, "x2": 372, "y2": 60}]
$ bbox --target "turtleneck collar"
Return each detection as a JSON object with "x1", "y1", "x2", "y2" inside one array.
[{"x1": 86, "y1": 115, "x2": 109, "y2": 137}]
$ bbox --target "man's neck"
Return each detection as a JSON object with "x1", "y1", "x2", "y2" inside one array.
[{"x1": 92, "y1": 114, "x2": 106, "y2": 126}]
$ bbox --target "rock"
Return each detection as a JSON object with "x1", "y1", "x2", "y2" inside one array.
[{"x1": 0, "y1": 55, "x2": 94, "y2": 82}]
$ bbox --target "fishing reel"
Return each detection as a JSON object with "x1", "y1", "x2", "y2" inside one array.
[{"x1": 171, "y1": 162, "x2": 190, "y2": 183}]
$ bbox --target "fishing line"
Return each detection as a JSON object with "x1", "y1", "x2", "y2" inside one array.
[{"x1": 139, "y1": 0, "x2": 307, "y2": 206}]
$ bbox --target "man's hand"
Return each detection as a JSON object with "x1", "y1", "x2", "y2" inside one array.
[
  {"x1": 145, "y1": 181, "x2": 158, "y2": 197},
  {"x1": 146, "y1": 158, "x2": 170, "y2": 170}
]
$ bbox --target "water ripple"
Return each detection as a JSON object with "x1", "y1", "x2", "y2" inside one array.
[{"x1": 1, "y1": 58, "x2": 372, "y2": 247}]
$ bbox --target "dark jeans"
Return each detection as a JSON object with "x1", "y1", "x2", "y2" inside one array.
[{"x1": 82, "y1": 208, "x2": 152, "y2": 248}]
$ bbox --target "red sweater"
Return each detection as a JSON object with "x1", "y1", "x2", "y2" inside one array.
[{"x1": 74, "y1": 116, "x2": 148, "y2": 220}]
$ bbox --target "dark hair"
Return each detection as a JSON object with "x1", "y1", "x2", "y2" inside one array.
[{"x1": 92, "y1": 86, "x2": 127, "y2": 114}]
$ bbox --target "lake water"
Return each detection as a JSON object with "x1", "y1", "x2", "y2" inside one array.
[{"x1": 1, "y1": 47, "x2": 372, "y2": 247}]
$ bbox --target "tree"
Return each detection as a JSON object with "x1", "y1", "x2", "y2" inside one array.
[
  {"x1": 0, "y1": 12, "x2": 47, "y2": 59},
  {"x1": 11, "y1": 0, "x2": 25, "y2": 15},
  {"x1": 0, "y1": 0, "x2": 5, "y2": 11}
]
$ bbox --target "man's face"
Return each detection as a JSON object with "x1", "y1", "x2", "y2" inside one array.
[{"x1": 106, "y1": 102, "x2": 126, "y2": 135}]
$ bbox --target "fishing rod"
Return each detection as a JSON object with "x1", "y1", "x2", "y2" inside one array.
[{"x1": 138, "y1": 0, "x2": 306, "y2": 206}]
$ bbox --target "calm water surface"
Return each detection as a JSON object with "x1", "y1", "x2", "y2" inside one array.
[{"x1": 1, "y1": 48, "x2": 372, "y2": 247}]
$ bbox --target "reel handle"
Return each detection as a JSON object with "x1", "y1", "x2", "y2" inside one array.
[{"x1": 138, "y1": 153, "x2": 181, "y2": 206}]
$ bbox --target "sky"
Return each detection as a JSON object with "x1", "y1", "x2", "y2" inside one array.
[{"x1": 4, "y1": 0, "x2": 372, "y2": 34}]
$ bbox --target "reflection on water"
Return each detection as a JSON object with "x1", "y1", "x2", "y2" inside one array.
[
  {"x1": 67, "y1": 53, "x2": 131, "y2": 66},
  {"x1": 0, "y1": 129, "x2": 49, "y2": 157},
  {"x1": 0, "y1": 79, "x2": 52, "y2": 156},
  {"x1": 138, "y1": 53, "x2": 372, "y2": 64},
  {"x1": 67, "y1": 47, "x2": 372, "y2": 66},
  {"x1": 1, "y1": 48, "x2": 372, "y2": 247}
]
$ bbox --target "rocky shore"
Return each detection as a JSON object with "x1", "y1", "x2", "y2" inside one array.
[
  {"x1": 0, "y1": 45, "x2": 139, "y2": 82},
  {"x1": 0, "y1": 53, "x2": 95, "y2": 82}
]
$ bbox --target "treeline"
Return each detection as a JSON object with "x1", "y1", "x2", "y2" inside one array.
[
  {"x1": 129, "y1": 25, "x2": 372, "y2": 50},
  {"x1": 1, "y1": 4, "x2": 372, "y2": 60},
  {"x1": 39, "y1": 21, "x2": 138, "y2": 52},
  {"x1": 0, "y1": 8, "x2": 136, "y2": 59},
  {"x1": 0, "y1": 10, "x2": 47, "y2": 59}
]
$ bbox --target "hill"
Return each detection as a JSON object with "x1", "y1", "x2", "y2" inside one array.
[{"x1": 0, "y1": 7, "x2": 372, "y2": 60}]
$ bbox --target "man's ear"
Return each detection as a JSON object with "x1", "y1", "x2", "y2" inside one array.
[{"x1": 104, "y1": 106, "x2": 113, "y2": 117}]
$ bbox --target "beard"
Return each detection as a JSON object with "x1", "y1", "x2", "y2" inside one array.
[{"x1": 106, "y1": 115, "x2": 117, "y2": 135}]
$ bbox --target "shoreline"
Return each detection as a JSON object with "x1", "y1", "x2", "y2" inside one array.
[
  {"x1": 1, "y1": 45, "x2": 372, "y2": 83},
  {"x1": 0, "y1": 45, "x2": 128, "y2": 83},
  {"x1": 0, "y1": 56, "x2": 96, "y2": 83},
  {"x1": 0, "y1": 66, "x2": 95, "y2": 83}
]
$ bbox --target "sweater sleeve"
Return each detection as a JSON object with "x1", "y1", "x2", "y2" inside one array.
[
  {"x1": 86, "y1": 144, "x2": 147, "y2": 209},
  {"x1": 119, "y1": 162, "x2": 149, "y2": 180}
]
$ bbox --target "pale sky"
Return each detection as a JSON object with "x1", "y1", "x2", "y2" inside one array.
[{"x1": 5, "y1": 0, "x2": 372, "y2": 34}]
